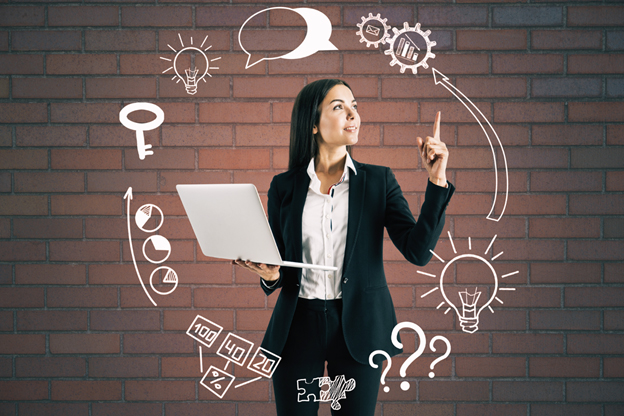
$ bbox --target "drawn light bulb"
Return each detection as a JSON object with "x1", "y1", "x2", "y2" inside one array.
[
  {"x1": 161, "y1": 34, "x2": 221, "y2": 96},
  {"x1": 419, "y1": 233, "x2": 518, "y2": 334},
  {"x1": 439, "y1": 254, "x2": 497, "y2": 334},
  {"x1": 173, "y1": 47, "x2": 209, "y2": 95}
]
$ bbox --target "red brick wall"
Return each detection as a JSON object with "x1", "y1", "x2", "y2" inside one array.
[{"x1": 1, "y1": 1, "x2": 623, "y2": 415}]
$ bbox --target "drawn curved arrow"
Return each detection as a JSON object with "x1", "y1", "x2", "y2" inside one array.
[
  {"x1": 432, "y1": 68, "x2": 509, "y2": 222},
  {"x1": 124, "y1": 187, "x2": 157, "y2": 306}
]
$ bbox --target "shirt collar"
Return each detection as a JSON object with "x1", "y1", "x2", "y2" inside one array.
[
  {"x1": 306, "y1": 153, "x2": 357, "y2": 194},
  {"x1": 306, "y1": 152, "x2": 357, "y2": 179}
]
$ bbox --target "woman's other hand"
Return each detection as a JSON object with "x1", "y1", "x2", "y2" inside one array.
[
  {"x1": 233, "y1": 260, "x2": 280, "y2": 282},
  {"x1": 417, "y1": 111, "x2": 449, "y2": 187}
]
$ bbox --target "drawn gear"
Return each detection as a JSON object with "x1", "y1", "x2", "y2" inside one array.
[
  {"x1": 384, "y1": 22, "x2": 436, "y2": 74},
  {"x1": 356, "y1": 13, "x2": 391, "y2": 48}
]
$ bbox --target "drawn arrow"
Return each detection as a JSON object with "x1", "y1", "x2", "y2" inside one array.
[
  {"x1": 432, "y1": 68, "x2": 509, "y2": 222},
  {"x1": 125, "y1": 187, "x2": 157, "y2": 306}
]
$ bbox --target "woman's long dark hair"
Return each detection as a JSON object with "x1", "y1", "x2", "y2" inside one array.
[{"x1": 288, "y1": 79, "x2": 353, "y2": 171}]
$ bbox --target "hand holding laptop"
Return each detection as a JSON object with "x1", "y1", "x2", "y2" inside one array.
[{"x1": 232, "y1": 259, "x2": 280, "y2": 282}]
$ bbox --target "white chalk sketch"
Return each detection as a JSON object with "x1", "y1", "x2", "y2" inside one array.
[
  {"x1": 391, "y1": 321, "x2": 427, "y2": 391},
  {"x1": 142, "y1": 235, "x2": 171, "y2": 264},
  {"x1": 239, "y1": 7, "x2": 337, "y2": 69},
  {"x1": 188, "y1": 315, "x2": 282, "y2": 397},
  {"x1": 187, "y1": 315, "x2": 224, "y2": 349},
  {"x1": 161, "y1": 33, "x2": 221, "y2": 95},
  {"x1": 247, "y1": 346, "x2": 281, "y2": 378},
  {"x1": 125, "y1": 187, "x2": 180, "y2": 306},
  {"x1": 119, "y1": 102, "x2": 164, "y2": 160},
  {"x1": 419, "y1": 232, "x2": 518, "y2": 333},
  {"x1": 384, "y1": 22, "x2": 436, "y2": 74},
  {"x1": 199, "y1": 346, "x2": 203, "y2": 373},
  {"x1": 368, "y1": 350, "x2": 392, "y2": 393},
  {"x1": 297, "y1": 375, "x2": 356, "y2": 411},
  {"x1": 428, "y1": 336, "x2": 451, "y2": 378},
  {"x1": 200, "y1": 366, "x2": 235, "y2": 399},
  {"x1": 432, "y1": 68, "x2": 509, "y2": 221},
  {"x1": 125, "y1": 187, "x2": 156, "y2": 306},
  {"x1": 216, "y1": 333, "x2": 255, "y2": 367},
  {"x1": 369, "y1": 322, "x2": 452, "y2": 390},
  {"x1": 149, "y1": 266, "x2": 178, "y2": 295},
  {"x1": 356, "y1": 13, "x2": 391, "y2": 48},
  {"x1": 135, "y1": 204, "x2": 164, "y2": 232}
]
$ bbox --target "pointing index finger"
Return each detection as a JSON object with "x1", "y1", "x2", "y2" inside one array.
[{"x1": 433, "y1": 111, "x2": 441, "y2": 141}]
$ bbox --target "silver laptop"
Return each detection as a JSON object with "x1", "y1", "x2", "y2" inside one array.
[{"x1": 176, "y1": 184, "x2": 338, "y2": 271}]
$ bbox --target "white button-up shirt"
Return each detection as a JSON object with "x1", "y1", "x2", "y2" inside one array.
[{"x1": 299, "y1": 154, "x2": 356, "y2": 300}]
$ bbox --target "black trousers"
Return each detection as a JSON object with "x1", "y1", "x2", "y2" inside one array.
[{"x1": 272, "y1": 298, "x2": 382, "y2": 415}]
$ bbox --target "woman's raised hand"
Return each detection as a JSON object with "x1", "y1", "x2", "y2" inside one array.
[
  {"x1": 233, "y1": 260, "x2": 280, "y2": 282},
  {"x1": 416, "y1": 111, "x2": 449, "y2": 188}
]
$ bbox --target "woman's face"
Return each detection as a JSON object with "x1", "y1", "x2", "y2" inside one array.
[{"x1": 313, "y1": 84, "x2": 360, "y2": 149}]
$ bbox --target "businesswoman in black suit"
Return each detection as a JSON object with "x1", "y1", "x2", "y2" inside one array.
[{"x1": 234, "y1": 79, "x2": 454, "y2": 415}]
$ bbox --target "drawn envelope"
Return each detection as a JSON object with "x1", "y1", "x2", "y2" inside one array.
[{"x1": 366, "y1": 25, "x2": 380, "y2": 37}]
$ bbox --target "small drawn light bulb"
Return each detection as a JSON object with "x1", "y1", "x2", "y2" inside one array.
[{"x1": 174, "y1": 47, "x2": 210, "y2": 95}]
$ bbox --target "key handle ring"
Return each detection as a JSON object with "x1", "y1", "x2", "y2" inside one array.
[{"x1": 119, "y1": 102, "x2": 165, "y2": 160}]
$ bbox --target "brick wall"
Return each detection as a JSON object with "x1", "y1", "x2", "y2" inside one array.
[{"x1": 1, "y1": 1, "x2": 623, "y2": 415}]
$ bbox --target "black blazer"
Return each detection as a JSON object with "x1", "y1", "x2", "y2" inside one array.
[{"x1": 260, "y1": 159, "x2": 454, "y2": 364}]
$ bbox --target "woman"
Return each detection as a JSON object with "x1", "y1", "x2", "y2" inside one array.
[{"x1": 234, "y1": 79, "x2": 454, "y2": 415}]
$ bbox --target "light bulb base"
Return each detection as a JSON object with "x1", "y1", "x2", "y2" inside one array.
[
  {"x1": 185, "y1": 85, "x2": 198, "y2": 95},
  {"x1": 459, "y1": 317, "x2": 479, "y2": 334}
]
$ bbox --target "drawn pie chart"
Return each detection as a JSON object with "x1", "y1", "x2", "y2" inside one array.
[
  {"x1": 135, "y1": 204, "x2": 164, "y2": 232},
  {"x1": 149, "y1": 266, "x2": 178, "y2": 296},
  {"x1": 142, "y1": 235, "x2": 171, "y2": 264}
]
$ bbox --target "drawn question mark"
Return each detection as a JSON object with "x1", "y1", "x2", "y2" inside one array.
[
  {"x1": 428, "y1": 335, "x2": 451, "y2": 378},
  {"x1": 368, "y1": 350, "x2": 392, "y2": 393},
  {"x1": 391, "y1": 321, "x2": 426, "y2": 391}
]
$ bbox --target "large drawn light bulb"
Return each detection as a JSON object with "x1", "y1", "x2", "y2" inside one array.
[
  {"x1": 173, "y1": 47, "x2": 210, "y2": 95},
  {"x1": 439, "y1": 254, "x2": 498, "y2": 334}
]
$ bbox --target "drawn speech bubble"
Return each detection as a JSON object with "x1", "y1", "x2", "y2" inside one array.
[{"x1": 238, "y1": 7, "x2": 338, "y2": 69}]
